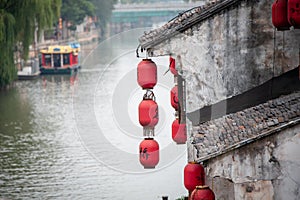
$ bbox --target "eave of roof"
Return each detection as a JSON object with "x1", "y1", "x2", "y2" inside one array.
[
  {"x1": 139, "y1": 0, "x2": 242, "y2": 50},
  {"x1": 192, "y1": 92, "x2": 300, "y2": 162}
]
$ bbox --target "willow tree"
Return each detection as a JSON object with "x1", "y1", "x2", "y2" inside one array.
[
  {"x1": 61, "y1": 0, "x2": 94, "y2": 31},
  {"x1": 0, "y1": 0, "x2": 61, "y2": 87},
  {"x1": 60, "y1": 0, "x2": 116, "y2": 38}
]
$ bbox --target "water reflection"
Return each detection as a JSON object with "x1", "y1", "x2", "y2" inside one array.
[
  {"x1": 0, "y1": 87, "x2": 33, "y2": 135},
  {"x1": 40, "y1": 74, "x2": 79, "y2": 88},
  {"x1": 0, "y1": 28, "x2": 187, "y2": 200}
]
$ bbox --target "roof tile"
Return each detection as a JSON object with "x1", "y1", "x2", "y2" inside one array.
[{"x1": 192, "y1": 92, "x2": 300, "y2": 162}]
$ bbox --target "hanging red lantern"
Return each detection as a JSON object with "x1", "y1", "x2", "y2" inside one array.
[
  {"x1": 169, "y1": 56, "x2": 178, "y2": 75},
  {"x1": 184, "y1": 162, "x2": 205, "y2": 193},
  {"x1": 190, "y1": 185, "x2": 215, "y2": 200},
  {"x1": 172, "y1": 119, "x2": 187, "y2": 144},
  {"x1": 272, "y1": 0, "x2": 291, "y2": 30},
  {"x1": 139, "y1": 138, "x2": 159, "y2": 169},
  {"x1": 138, "y1": 94, "x2": 159, "y2": 128},
  {"x1": 288, "y1": 0, "x2": 300, "y2": 28},
  {"x1": 137, "y1": 59, "x2": 157, "y2": 89},
  {"x1": 170, "y1": 85, "x2": 179, "y2": 110}
]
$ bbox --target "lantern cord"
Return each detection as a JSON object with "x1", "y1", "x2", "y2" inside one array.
[
  {"x1": 136, "y1": 44, "x2": 141, "y2": 58},
  {"x1": 163, "y1": 56, "x2": 174, "y2": 75},
  {"x1": 145, "y1": 50, "x2": 149, "y2": 59},
  {"x1": 174, "y1": 110, "x2": 179, "y2": 119},
  {"x1": 192, "y1": 140, "x2": 196, "y2": 163},
  {"x1": 272, "y1": 28, "x2": 276, "y2": 79},
  {"x1": 271, "y1": 27, "x2": 276, "y2": 98},
  {"x1": 143, "y1": 89, "x2": 156, "y2": 101},
  {"x1": 163, "y1": 68, "x2": 170, "y2": 76}
]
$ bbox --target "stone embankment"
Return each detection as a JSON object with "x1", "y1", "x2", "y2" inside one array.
[{"x1": 37, "y1": 30, "x2": 99, "y2": 50}]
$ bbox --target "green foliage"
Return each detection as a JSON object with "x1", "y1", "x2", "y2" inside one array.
[
  {"x1": 0, "y1": 0, "x2": 61, "y2": 87},
  {"x1": 61, "y1": 0, "x2": 117, "y2": 36},
  {"x1": 90, "y1": 0, "x2": 117, "y2": 35},
  {"x1": 15, "y1": 0, "x2": 61, "y2": 60},
  {"x1": 61, "y1": 0, "x2": 95, "y2": 29}
]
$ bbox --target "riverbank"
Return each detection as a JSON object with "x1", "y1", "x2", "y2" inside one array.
[{"x1": 35, "y1": 29, "x2": 100, "y2": 52}]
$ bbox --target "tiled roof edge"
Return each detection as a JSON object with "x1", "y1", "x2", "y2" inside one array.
[
  {"x1": 139, "y1": 0, "x2": 242, "y2": 50},
  {"x1": 195, "y1": 118, "x2": 300, "y2": 162}
]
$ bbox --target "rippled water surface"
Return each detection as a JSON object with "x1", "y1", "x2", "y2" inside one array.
[{"x1": 0, "y1": 29, "x2": 187, "y2": 200}]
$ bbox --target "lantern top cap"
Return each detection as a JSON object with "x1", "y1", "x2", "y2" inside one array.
[
  {"x1": 195, "y1": 185, "x2": 209, "y2": 189},
  {"x1": 142, "y1": 58, "x2": 154, "y2": 62},
  {"x1": 144, "y1": 138, "x2": 154, "y2": 140},
  {"x1": 188, "y1": 161, "x2": 199, "y2": 164}
]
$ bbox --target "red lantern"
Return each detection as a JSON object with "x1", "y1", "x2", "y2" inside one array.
[
  {"x1": 172, "y1": 119, "x2": 187, "y2": 144},
  {"x1": 170, "y1": 85, "x2": 179, "y2": 110},
  {"x1": 190, "y1": 185, "x2": 215, "y2": 200},
  {"x1": 139, "y1": 138, "x2": 159, "y2": 169},
  {"x1": 137, "y1": 59, "x2": 157, "y2": 89},
  {"x1": 272, "y1": 0, "x2": 291, "y2": 30},
  {"x1": 288, "y1": 0, "x2": 300, "y2": 28},
  {"x1": 169, "y1": 57, "x2": 178, "y2": 75},
  {"x1": 184, "y1": 162, "x2": 205, "y2": 192},
  {"x1": 138, "y1": 99, "x2": 159, "y2": 128}
]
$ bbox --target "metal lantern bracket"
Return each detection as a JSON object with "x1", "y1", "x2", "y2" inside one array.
[{"x1": 143, "y1": 89, "x2": 156, "y2": 101}]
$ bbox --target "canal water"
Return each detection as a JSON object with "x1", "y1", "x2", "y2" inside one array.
[{"x1": 0, "y1": 28, "x2": 187, "y2": 199}]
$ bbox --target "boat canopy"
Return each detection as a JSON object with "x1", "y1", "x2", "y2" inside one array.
[{"x1": 40, "y1": 45, "x2": 80, "y2": 55}]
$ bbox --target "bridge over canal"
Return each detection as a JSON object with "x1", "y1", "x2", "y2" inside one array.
[{"x1": 109, "y1": 1, "x2": 205, "y2": 34}]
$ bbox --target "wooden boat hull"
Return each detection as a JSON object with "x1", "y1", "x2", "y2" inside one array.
[{"x1": 40, "y1": 66, "x2": 80, "y2": 75}]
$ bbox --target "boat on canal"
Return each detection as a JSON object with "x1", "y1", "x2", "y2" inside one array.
[{"x1": 39, "y1": 43, "x2": 81, "y2": 75}]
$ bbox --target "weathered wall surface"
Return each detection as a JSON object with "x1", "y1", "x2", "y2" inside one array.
[
  {"x1": 204, "y1": 124, "x2": 300, "y2": 200},
  {"x1": 149, "y1": 0, "x2": 300, "y2": 113},
  {"x1": 139, "y1": 1, "x2": 300, "y2": 199}
]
